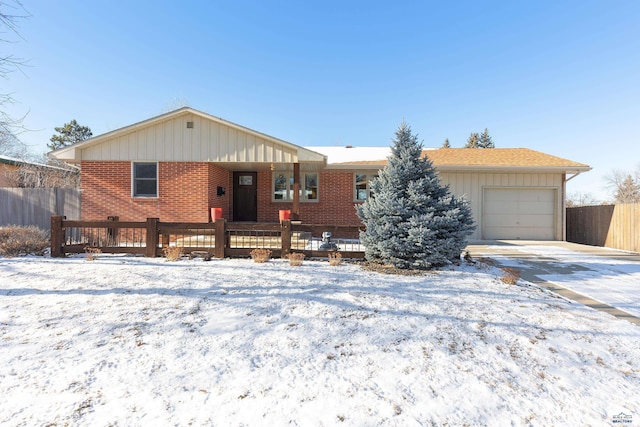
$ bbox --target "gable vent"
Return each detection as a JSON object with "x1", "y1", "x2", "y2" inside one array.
[{"x1": 186, "y1": 121, "x2": 194, "y2": 129}]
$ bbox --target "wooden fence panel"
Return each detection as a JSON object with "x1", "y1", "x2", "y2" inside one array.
[
  {"x1": 0, "y1": 188, "x2": 81, "y2": 230},
  {"x1": 567, "y1": 204, "x2": 639, "y2": 252},
  {"x1": 51, "y1": 217, "x2": 366, "y2": 259}
]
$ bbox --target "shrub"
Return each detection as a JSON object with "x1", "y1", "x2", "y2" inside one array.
[
  {"x1": 84, "y1": 246, "x2": 102, "y2": 261},
  {"x1": 328, "y1": 252, "x2": 342, "y2": 266},
  {"x1": 250, "y1": 248, "x2": 272, "y2": 263},
  {"x1": 0, "y1": 226, "x2": 49, "y2": 257},
  {"x1": 163, "y1": 246, "x2": 184, "y2": 261},
  {"x1": 500, "y1": 267, "x2": 520, "y2": 285},
  {"x1": 356, "y1": 122, "x2": 475, "y2": 270},
  {"x1": 287, "y1": 252, "x2": 305, "y2": 266}
]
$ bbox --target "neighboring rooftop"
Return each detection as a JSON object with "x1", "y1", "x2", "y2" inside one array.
[{"x1": 0, "y1": 154, "x2": 77, "y2": 171}]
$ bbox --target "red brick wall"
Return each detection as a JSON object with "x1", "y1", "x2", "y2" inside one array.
[
  {"x1": 256, "y1": 170, "x2": 361, "y2": 226},
  {"x1": 160, "y1": 162, "x2": 209, "y2": 222},
  {"x1": 82, "y1": 162, "x2": 363, "y2": 225},
  {"x1": 208, "y1": 164, "x2": 232, "y2": 221},
  {"x1": 82, "y1": 161, "x2": 210, "y2": 222}
]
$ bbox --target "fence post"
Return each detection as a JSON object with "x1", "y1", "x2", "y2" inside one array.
[
  {"x1": 214, "y1": 218, "x2": 226, "y2": 258},
  {"x1": 50, "y1": 215, "x2": 64, "y2": 257},
  {"x1": 281, "y1": 220, "x2": 291, "y2": 258},
  {"x1": 145, "y1": 218, "x2": 159, "y2": 257},
  {"x1": 107, "y1": 216, "x2": 119, "y2": 246}
]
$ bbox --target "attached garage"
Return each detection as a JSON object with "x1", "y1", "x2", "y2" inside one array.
[
  {"x1": 482, "y1": 188, "x2": 556, "y2": 240},
  {"x1": 426, "y1": 149, "x2": 591, "y2": 241}
]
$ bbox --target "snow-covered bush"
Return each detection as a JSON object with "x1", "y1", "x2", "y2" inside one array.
[
  {"x1": 163, "y1": 246, "x2": 183, "y2": 262},
  {"x1": 356, "y1": 122, "x2": 475, "y2": 269},
  {"x1": 250, "y1": 248, "x2": 271, "y2": 263},
  {"x1": 500, "y1": 267, "x2": 520, "y2": 285},
  {"x1": 287, "y1": 252, "x2": 305, "y2": 266},
  {"x1": 328, "y1": 252, "x2": 342, "y2": 266},
  {"x1": 84, "y1": 246, "x2": 102, "y2": 261},
  {"x1": 0, "y1": 225, "x2": 49, "y2": 257}
]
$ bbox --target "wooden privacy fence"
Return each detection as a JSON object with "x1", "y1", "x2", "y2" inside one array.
[
  {"x1": 50, "y1": 216, "x2": 365, "y2": 259},
  {"x1": 0, "y1": 188, "x2": 81, "y2": 230},
  {"x1": 566, "y1": 204, "x2": 639, "y2": 253}
]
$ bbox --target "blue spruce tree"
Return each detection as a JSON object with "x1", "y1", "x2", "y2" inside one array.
[{"x1": 356, "y1": 122, "x2": 475, "y2": 269}]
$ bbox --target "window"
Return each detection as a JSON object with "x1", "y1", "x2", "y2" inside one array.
[
  {"x1": 273, "y1": 172, "x2": 318, "y2": 201},
  {"x1": 355, "y1": 173, "x2": 377, "y2": 201},
  {"x1": 132, "y1": 162, "x2": 158, "y2": 197},
  {"x1": 304, "y1": 173, "x2": 318, "y2": 200}
]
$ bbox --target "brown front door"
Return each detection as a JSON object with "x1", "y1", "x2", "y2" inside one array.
[{"x1": 233, "y1": 172, "x2": 257, "y2": 221}]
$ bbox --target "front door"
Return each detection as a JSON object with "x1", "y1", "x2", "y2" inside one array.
[{"x1": 233, "y1": 172, "x2": 257, "y2": 221}]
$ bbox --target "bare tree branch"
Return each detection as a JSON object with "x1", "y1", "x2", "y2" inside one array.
[{"x1": 0, "y1": 0, "x2": 30, "y2": 157}]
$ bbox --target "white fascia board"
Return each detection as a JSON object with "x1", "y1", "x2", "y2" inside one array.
[
  {"x1": 325, "y1": 164, "x2": 592, "y2": 173},
  {"x1": 48, "y1": 146, "x2": 80, "y2": 162},
  {"x1": 434, "y1": 165, "x2": 592, "y2": 173},
  {"x1": 325, "y1": 163, "x2": 386, "y2": 171}
]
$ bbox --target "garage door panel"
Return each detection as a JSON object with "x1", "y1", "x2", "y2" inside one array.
[
  {"x1": 482, "y1": 213, "x2": 554, "y2": 228},
  {"x1": 483, "y1": 225, "x2": 555, "y2": 240},
  {"x1": 485, "y1": 189, "x2": 554, "y2": 204},
  {"x1": 482, "y1": 188, "x2": 556, "y2": 240},
  {"x1": 484, "y1": 203, "x2": 553, "y2": 216},
  {"x1": 518, "y1": 201, "x2": 554, "y2": 214}
]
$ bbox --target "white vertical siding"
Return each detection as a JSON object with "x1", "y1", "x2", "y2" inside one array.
[
  {"x1": 439, "y1": 171, "x2": 564, "y2": 240},
  {"x1": 80, "y1": 113, "x2": 299, "y2": 163}
]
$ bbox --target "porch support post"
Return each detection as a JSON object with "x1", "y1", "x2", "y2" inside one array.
[{"x1": 292, "y1": 162, "x2": 300, "y2": 221}]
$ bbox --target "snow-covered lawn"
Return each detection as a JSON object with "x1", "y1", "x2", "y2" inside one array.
[{"x1": 1, "y1": 254, "x2": 639, "y2": 426}]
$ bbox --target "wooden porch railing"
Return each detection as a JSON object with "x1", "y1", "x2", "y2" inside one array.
[{"x1": 50, "y1": 216, "x2": 365, "y2": 259}]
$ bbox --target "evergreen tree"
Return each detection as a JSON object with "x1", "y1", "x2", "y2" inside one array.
[
  {"x1": 48, "y1": 120, "x2": 93, "y2": 151},
  {"x1": 356, "y1": 122, "x2": 475, "y2": 269},
  {"x1": 464, "y1": 132, "x2": 479, "y2": 148},
  {"x1": 479, "y1": 128, "x2": 494, "y2": 148},
  {"x1": 441, "y1": 138, "x2": 451, "y2": 148}
]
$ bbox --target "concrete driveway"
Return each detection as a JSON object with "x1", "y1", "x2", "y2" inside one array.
[{"x1": 465, "y1": 240, "x2": 640, "y2": 326}]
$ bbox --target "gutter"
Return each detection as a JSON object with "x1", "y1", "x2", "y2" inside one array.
[{"x1": 565, "y1": 171, "x2": 586, "y2": 182}]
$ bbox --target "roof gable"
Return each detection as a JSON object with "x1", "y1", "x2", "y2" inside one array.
[{"x1": 49, "y1": 108, "x2": 325, "y2": 165}]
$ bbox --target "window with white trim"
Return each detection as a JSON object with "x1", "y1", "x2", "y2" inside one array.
[
  {"x1": 132, "y1": 162, "x2": 158, "y2": 197},
  {"x1": 273, "y1": 172, "x2": 318, "y2": 201},
  {"x1": 355, "y1": 173, "x2": 377, "y2": 201}
]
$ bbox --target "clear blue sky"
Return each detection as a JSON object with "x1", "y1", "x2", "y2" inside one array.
[{"x1": 5, "y1": 0, "x2": 640, "y2": 201}]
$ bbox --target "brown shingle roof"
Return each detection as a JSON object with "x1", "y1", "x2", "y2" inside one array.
[{"x1": 336, "y1": 148, "x2": 590, "y2": 170}]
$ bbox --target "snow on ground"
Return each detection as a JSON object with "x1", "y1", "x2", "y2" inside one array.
[
  {"x1": 485, "y1": 245, "x2": 640, "y2": 318},
  {"x1": 1, "y1": 254, "x2": 639, "y2": 426}
]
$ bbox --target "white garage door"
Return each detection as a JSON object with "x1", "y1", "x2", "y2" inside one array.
[{"x1": 482, "y1": 188, "x2": 556, "y2": 240}]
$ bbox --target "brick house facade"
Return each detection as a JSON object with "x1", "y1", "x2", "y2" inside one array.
[
  {"x1": 81, "y1": 160, "x2": 362, "y2": 226},
  {"x1": 51, "y1": 107, "x2": 590, "y2": 240}
]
